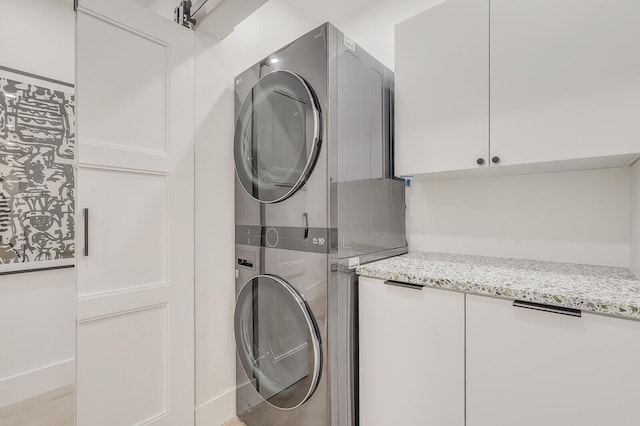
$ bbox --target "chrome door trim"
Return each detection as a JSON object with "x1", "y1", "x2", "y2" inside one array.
[
  {"x1": 234, "y1": 273, "x2": 323, "y2": 410},
  {"x1": 233, "y1": 70, "x2": 322, "y2": 204}
]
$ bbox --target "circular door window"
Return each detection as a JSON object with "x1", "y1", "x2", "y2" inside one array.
[
  {"x1": 234, "y1": 70, "x2": 322, "y2": 203},
  {"x1": 234, "y1": 274, "x2": 322, "y2": 410}
]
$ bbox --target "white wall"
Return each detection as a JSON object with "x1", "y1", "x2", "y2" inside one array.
[
  {"x1": 327, "y1": 0, "x2": 445, "y2": 69},
  {"x1": 193, "y1": 32, "x2": 236, "y2": 426},
  {"x1": 407, "y1": 168, "x2": 632, "y2": 267},
  {"x1": 632, "y1": 161, "x2": 640, "y2": 276},
  {"x1": 281, "y1": 0, "x2": 445, "y2": 69},
  {"x1": 0, "y1": 0, "x2": 75, "y2": 84},
  {"x1": 0, "y1": 0, "x2": 76, "y2": 407},
  {"x1": 0, "y1": 269, "x2": 75, "y2": 406}
]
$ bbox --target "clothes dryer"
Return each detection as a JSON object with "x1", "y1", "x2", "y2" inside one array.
[{"x1": 234, "y1": 23, "x2": 407, "y2": 426}]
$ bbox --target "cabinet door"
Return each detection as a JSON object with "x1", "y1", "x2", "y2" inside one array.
[
  {"x1": 359, "y1": 278, "x2": 464, "y2": 426},
  {"x1": 490, "y1": 0, "x2": 640, "y2": 166},
  {"x1": 395, "y1": 0, "x2": 489, "y2": 176},
  {"x1": 467, "y1": 295, "x2": 640, "y2": 426}
]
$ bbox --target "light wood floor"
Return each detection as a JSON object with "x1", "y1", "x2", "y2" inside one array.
[
  {"x1": 0, "y1": 387, "x2": 247, "y2": 426},
  {"x1": 0, "y1": 385, "x2": 74, "y2": 426},
  {"x1": 223, "y1": 417, "x2": 247, "y2": 426}
]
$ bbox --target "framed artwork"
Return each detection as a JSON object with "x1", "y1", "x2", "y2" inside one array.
[{"x1": 0, "y1": 69, "x2": 75, "y2": 272}]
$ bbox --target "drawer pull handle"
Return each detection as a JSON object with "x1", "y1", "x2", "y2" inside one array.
[
  {"x1": 513, "y1": 300, "x2": 581, "y2": 317},
  {"x1": 383, "y1": 280, "x2": 424, "y2": 290}
]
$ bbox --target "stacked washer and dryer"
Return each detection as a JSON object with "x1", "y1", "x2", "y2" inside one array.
[{"x1": 233, "y1": 23, "x2": 407, "y2": 426}]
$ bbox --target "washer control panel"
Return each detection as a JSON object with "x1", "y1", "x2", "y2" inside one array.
[{"x1": 235, "y1": 225, "x2": 332, "y2": 253}]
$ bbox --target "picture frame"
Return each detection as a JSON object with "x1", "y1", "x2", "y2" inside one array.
[{"x1": 0, "y1": 68, "x2": 75, "y2": 273}]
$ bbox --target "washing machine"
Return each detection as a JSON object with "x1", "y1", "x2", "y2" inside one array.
[{"x1": 234, "y1": 23, "x2": 407, "y2": 426}]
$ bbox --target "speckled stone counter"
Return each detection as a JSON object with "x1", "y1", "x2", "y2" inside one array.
[{"x1": 356, "y1": 252, "x2": 640, "y2": 321}]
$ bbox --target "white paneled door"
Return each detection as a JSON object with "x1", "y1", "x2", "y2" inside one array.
[{"x1": 75, "y1": 1, "x2": 194, "y2": 425}]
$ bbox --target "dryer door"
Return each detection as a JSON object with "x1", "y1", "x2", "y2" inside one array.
[
  {"x1": 234, "y1": 70, "x2": 322, "y2": 203},
  {"x1": 234, "y1": 274, "x2": 322, "y2": 410}
]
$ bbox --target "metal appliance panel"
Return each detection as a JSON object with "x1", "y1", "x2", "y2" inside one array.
[
  {"x1": 234, "y1": 71, "x2": 322, "y2": 204},
  {"x1": 234, "y1": 24, "x2": 329, "y2": 229},
  {"x1": 235, "y1": 244, "x2": 330, "y2": 426},
  {"x1": 234, "y1": 22, "x2": 408, "y2": 426},
  {"x1": 329, "y1": 33, "x2": 406, "y2": 260},
  {"x1": 235, "y1": 274, "x2": 321, "y2": 409}
]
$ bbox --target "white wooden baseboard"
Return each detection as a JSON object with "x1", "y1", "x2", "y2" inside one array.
[
  {"x1": 0, "y1": 358, "x2": 75, "y2": 408},
  {"x1": 195, "y1": 387, "x2": 236, "y2": 426}
]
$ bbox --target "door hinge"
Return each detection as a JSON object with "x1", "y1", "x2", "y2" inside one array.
[{"x1": 174, "y1": 0, "x2": 196, "y2": 29}]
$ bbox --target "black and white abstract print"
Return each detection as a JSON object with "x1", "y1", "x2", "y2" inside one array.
[{"x1": 0, "y1": 75, "x2": 75, "y2": 266}]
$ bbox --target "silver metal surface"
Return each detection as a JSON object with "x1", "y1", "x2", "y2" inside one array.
[
  {"x1": 338, "y1": 246, "x2": 408, "y2": 270},
  {"x1": 235, "y1": 245, "x2": 330, "y2": 426},
  {"x1": 234, "y1": 22, "x2": 408, "y2": 426},
  {"x1": 235, "y1": 273, "x2": 323, "y2": 410},
  {"x1": 235, "y1": 225, "x2": 332, "y2": 253},
  {"x1": 234, "y1": 70, "x2": 322, "y2": 204},
  {"x1": 328, "y1": 266, "x2": 359, "y2": 426},
  {"x1": 173, "y1": 0, "x2": 195, "y2": 28},
  {"x1": 234, "y1": 24, "x2": 328, "y2": 230}
]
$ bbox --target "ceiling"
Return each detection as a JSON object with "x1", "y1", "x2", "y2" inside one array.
[
  {"x1": 130, "y1": 0, "x2": 177, "y2": 20},
  {"x1": 129, "y1": 0, "x2": 388, "y2": 29},
  {"x1": 282, "y1": 0, "x2": 378, "y2": 24}
]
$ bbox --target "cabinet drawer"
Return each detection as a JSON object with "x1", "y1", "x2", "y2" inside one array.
[
  {"x1": 466, "y1": 294, "x2": 640, "y2": 426},
  {"x1": 359, "y1": 277, "x2": 465, "y2": 426}
]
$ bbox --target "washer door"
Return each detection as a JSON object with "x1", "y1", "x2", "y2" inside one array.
[
  {"x1": 234, "y1": 70, "x2": 322, "y2": 203},
  {"x1": 234, "y1": 274, "x2": 322, "y2": 410}
]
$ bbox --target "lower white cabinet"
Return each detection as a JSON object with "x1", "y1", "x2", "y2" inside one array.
[
  {"x1": 466, "y1": 294, "x2": 640, "y2": 426},
  {"x1": 358, "y1": 277, "x2": 465, "y2": 426},
  {"x1": 360, "y1": 280, "x2": 640, "y2": 425}
]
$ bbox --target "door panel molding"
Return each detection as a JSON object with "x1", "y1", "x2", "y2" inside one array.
[
  {"x1": 77, "y1": 284, "x2": 170, "y2": 322},
  {"x1": 78, "y1": 141, "x2": 171, "y2": 172},
  {"x1": 76, "y1": 0, "x2": 194, "y2": 424}
]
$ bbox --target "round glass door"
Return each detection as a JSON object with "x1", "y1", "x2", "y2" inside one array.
[
  {"x1": 234, "y1": 274, "x2": 322, "y2": 410},
  {"x1": 234, "y1": 70, "x2": 322, "y2": 203}
]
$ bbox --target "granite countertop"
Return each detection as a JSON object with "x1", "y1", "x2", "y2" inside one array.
[{"x1": 356, "y1": 252, "x2": 640, "y2": 321}]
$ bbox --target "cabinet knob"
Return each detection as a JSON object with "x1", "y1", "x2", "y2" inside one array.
[
  {"x1": 476, "y1": 158, "x2": 485, "y2": 166},
  {"x1": 492, "y1": 156, "x2": 501, "y2": 164}
]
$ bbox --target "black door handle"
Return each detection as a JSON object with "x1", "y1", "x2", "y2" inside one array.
[
  {"x1": 303, "y1": 212, "x2": 309, "y2": 239},
  {"x1": 83, "y1": 208, "x2": 89, "y2": 257},
  {"x1": 384, "y1": 280, "x2": 424, "y2": 290},
  {"x1": 513, "y1": 300, "x2": 581, "y2": 317}
]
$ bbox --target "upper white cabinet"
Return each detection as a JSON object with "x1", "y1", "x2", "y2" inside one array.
[
  {"x1": 466, "y1": 295, "x2": 640, "y2": 426},
  {"x1": 395, "y1": 0, "x2": 489, "y2": 176},
  {"x1": 490, "y1": 0, "x2": 640, "y2": 167},
  {"x1": 359, "y1": 277, "x2": 465, "y2": 426},
  {"x1": 396, "y1": 0, "x2": 640, "y2": 177}
]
